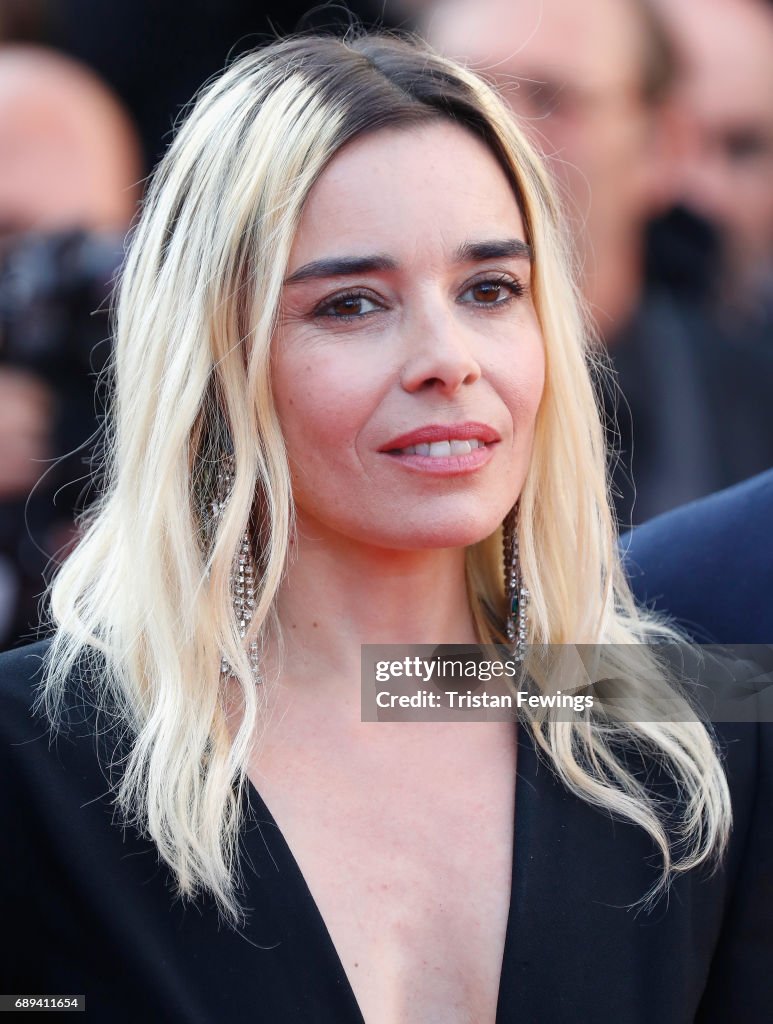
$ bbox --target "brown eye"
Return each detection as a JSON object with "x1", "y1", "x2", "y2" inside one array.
[
  {"x1": 316, "y1": 294, "x2": 381, "y2": 318},
  {"x1": 459, "y1": 278, "x2": 523, "y2": 306},
  {"x1": 331, "y1": 297, "x2": 364, "y2": 316},
  {"x1": 472, "y1": 283, "x2": 504, "y2": 303}
]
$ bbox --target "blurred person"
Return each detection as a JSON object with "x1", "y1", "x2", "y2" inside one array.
[
  {"x1": 427, "y1": 0, "x2": 773, "y2": 526},
  {"x1": 0, "y1": 46, "x2": 142, "y2": 647},
  {"x1": 654, "y1": 0, "x2": 773, "y2": 324},
  {"x1": 0, "y1": 46, "x2": 141, "y2": 234},
  {"x1": 426, "y1": 0, "x2": 681, "y2": 334}
]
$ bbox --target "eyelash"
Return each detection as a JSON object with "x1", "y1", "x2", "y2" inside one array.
[{"x1": 312, "y1": 274, "x2": 525, "y2": 321}]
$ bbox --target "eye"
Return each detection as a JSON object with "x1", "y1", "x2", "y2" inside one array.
[
  {"x1": 724, "y1": 130, "x2": 768, "y2": 163},
  {"x1": 314, "y1": 292, "x2": 383, "y2": 319},
  {"x1": 458, "y1": 276, "x2": 524, "y2": 307}
]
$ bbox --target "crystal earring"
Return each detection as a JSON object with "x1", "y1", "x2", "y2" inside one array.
[
  {"x1": 503, "y1": 503, "x2": 529, "y2": 662},
  {"x1": 212, "y1": 453, "x2": 260, "y2": 683}
]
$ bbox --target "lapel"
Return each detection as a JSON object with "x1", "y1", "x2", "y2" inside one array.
[
  {"x1": 240, "y1": 717, "x2": 728, "y2": 1024},
  {"x1": 497, "y1": 722, "x2": 727, "y2": 1023}
]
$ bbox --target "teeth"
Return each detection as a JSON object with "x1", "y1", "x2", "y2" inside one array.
[
  {"x1": 450, "y1": 440, "x2": 472, "y2": 455},
  {"x1": 396, "y1": 438, "x2": 486, "y2": 456}
]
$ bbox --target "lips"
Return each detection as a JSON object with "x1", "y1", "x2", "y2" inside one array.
[{"x1": 380, "y1": 422, "x2": 500, "y2": 453}]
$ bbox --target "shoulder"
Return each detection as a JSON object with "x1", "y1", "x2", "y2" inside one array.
[
  {"x1": 0, "y1": 637, "x2": 123, "y2": 814},
  {"x1": 0, "y1": 639, "x2": 55, "y2": 743},
  {"x1": 621, "y1": 469, "x2": 773, "y2": 643},
  {"x1": 0, "y1": 637, "x2": 104, "y2": 743},
  {"x1": 0, "y1": 637, "x2": 52, "y2": 695},
  {"x1": 624, "y1": 468, "x2": 773, "y2": 563}
]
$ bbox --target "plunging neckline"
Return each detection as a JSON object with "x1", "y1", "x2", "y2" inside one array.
[{"x1": 240, "y1": 717, "x2": 537, "y2": 1024}]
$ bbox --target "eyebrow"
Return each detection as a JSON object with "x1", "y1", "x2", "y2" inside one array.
[
  {"x1": 284, "y1": 237, "x2": 532, "y2": 285},
  {"x1": 455, "y1": 238, "x2": 532, "y2": 263}
]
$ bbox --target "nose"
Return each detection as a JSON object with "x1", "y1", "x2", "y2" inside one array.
[{"x1": 400, "y1": 306, "x2": 482, "y2": 397}]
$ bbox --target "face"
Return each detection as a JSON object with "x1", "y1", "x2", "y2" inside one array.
[
  {"x1": 429, "y1": 0, "x2": 670, "y2": 272},
  {"x1": 663, "y1": 0, "x2": 773, "y2": 281},
  {"x1": 0, "y1": 66, "x2": 139, "y2": 235},
  {"x1": 271, "y1": 121, "x2": 545, "y2": 551}
]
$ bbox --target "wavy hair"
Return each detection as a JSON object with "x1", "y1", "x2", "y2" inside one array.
[{"x1": 38, "y1": 32, "x2": 731, "y2": 924}]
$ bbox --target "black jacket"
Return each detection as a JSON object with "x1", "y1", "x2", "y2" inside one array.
[{"x1": 2, "y1": 638, "x2": 771, "y2": 1022}]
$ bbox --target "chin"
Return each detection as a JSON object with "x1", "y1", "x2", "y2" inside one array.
[
  {"x1": 301, "y1": 501, "x2": 507, "y2": 551},
  {"x1": 363, "y1": 512, "x2": 502, "y2": 551}
]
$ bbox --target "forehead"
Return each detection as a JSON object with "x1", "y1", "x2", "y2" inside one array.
[
  {"x1": 287, "y1": 120, "x2": 526, "y2": 266},
  {"x1": 433, "y1": 0, "x2": 643, "y2": 93},
  {"x1": 679, "y1": 4, "x2": 773, "y2": 124}
]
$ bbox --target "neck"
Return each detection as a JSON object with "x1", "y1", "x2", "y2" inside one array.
[{"x1": 267, "y1": 514, "x2": 480, "y2": 688}]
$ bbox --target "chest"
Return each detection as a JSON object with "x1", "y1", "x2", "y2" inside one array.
[{"x1": 248, "y1": 720, "x2": 518, "y2": 1024}]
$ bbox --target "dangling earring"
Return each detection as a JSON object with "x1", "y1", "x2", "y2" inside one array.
[
  {"x1": 212, "y1": 452, "x2": 260, "y2": 683},
  {"x1": 503, "y1": 503, "x2": 529, "y2": 663}
]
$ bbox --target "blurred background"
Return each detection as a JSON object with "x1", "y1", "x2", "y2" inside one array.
[{"x1": 1, "y1": 0, "x2": 771, "y2": 649}]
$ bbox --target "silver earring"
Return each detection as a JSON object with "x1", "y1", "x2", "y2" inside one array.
[
  {"x1": 213, "y1": 453, "x2": 260, "y2": 683},
  {"x1": 503, "y1": 503, "x2": 529, "y2": 662}
]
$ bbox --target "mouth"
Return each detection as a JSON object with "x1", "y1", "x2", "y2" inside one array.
[
  {"x1": 390, "y1": 438, "x2": 488, "y2": 457},
  {"x1": 380, "y1": 422, "x2": 500, "y2": 454},
  {"x1": 379, "y1": 423, "x2": 500, "y2": 475}
]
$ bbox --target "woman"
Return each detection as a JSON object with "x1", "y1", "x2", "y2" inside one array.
[{"x1": 1, "y1": 32, "x2": 768, "y2": 1023}]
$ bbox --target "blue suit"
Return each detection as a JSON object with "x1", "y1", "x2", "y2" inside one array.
[{"x1": 623, "y1": 468, "x2": 773, "y2": 644}]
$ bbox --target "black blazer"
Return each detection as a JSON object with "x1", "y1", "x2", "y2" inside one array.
[{"x1": 1, "y1": 639, "x2": 771, "y2": 1023}]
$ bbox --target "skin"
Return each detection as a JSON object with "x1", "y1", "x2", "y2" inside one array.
[
  {"x1": 270, "y1": 120, "x2": 545, "y2": 683},
  {"x1": 235, "y1": 121, "x2": 544, "y2": 1023},
  {"x1": 0, "y1": 45, "x2": 142, "y2": 235},
  {"x1": 654, "y1": 0, "x2": 773, "y2": 299},
  {"x1": 426, "y1": 0, "x2": 679, "y2": 336}
]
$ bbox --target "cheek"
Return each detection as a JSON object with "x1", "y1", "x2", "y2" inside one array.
[
  {"x1": 520, "y1": 343, "x2": 546, "y2": 418},
  {"x1": 272, "y1": 345, "x2": 379, "y2": 485},
  {"x1": 498, "y1": 330, "x2": 546, "y2": 432}
]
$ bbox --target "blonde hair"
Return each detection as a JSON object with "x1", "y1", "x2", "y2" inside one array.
[{"x1": 38, "y1": 33, "x2": 731, "y2": 925}]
